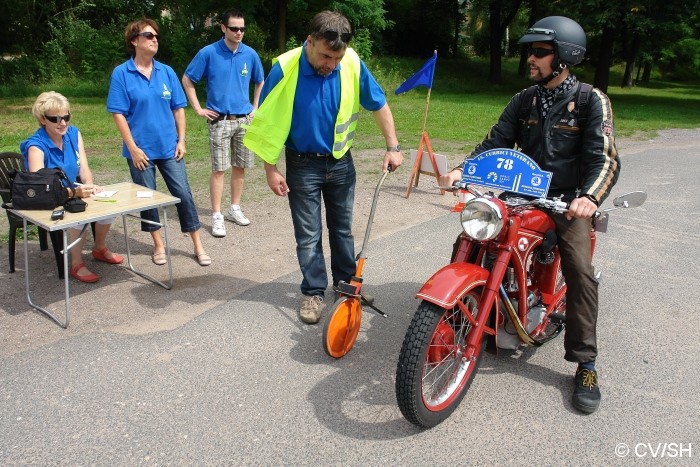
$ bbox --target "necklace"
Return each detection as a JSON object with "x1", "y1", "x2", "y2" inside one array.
[{"x1": 136, "y1": 63, "x2": 153, "y2": 74}]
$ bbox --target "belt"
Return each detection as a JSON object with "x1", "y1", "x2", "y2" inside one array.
[
  {"x1": 285, "y1": 148, "x2": 334, "y2": 158},
  {"x1": 209, "y1": 113, "x2": 248, "y2": 124}
]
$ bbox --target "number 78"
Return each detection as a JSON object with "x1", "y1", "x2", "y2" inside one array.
[{"x1": 497, "y1": 158, "x2": 514, "y2": 170}]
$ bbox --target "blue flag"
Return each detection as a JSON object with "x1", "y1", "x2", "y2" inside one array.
[{"x1": 395, "y1": 52, "x2": 437, "y2": 95}]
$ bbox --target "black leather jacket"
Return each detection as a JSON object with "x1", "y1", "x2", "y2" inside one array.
[{"x1": 458, "y1": 81, "x2": 620, "y2": 204}]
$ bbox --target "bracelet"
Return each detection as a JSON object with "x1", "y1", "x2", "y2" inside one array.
[
  {"x1": 387, "y1": 144, "x2": 401, "y2": 152},
  {"x1": 178, "y1": 136, "x2": 186, "y2": 142},
  {"x1": 581, "y1": 194, "x2": 599, "y2": 206}
]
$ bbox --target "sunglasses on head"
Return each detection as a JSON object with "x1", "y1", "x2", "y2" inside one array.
[
  {"x1": 137, "y1": 31, "x2": 159, "y2": 40},
  {"x1": 44, "y1": 114, "x2": 71, "y2": 124},
  {"x1": 528, "y1": 47, "x2": 555, "y2": 58},
  {"x1": 226, "y1": 26, "x2": 246, "y2": 33},
  {"x1": 321, "y1": 30, "x2": 352, "y2": 43}
]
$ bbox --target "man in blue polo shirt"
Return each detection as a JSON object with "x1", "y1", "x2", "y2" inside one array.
[
  {"x1": 244, "y1": 10, "x2": 403, "y2": 325},
  {"x1": 182, "y1": 8, "x2": 264, "y2": 238}
]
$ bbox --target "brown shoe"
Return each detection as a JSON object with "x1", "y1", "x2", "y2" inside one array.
[{"x1": 299, "y1": 295, "x2": 324, "y2": 324}]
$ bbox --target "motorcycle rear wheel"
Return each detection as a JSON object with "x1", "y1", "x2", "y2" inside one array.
[{"x1": 395, "y1": 292, "x2": 484, "y2": 428}]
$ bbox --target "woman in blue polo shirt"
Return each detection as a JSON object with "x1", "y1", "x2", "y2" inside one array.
[
  {"x1": 21, "y1": 91, "x2": 123, "y2": 283},
  {"x1": 107, "y1": 18, "x2": 211, "y2": 266}
]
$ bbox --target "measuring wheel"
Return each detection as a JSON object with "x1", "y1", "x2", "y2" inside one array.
[{"x1": 321, "y1": 169, "x2": 392, "y2": 358}]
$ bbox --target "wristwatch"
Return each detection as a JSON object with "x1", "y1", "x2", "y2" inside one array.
[{"x1": 387, "y1": 144, "x2": 401, "y2": 152}]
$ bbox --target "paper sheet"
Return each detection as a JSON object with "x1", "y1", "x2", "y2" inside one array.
[
  {"x1": 94, "y1": 190, "x2": 117, "y2": 198},
  {"x1": 136, "y1": 191, "x2": 154, "y2": 198}
]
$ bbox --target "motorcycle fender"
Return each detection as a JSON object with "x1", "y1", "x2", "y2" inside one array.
[{"x1": 416, "y1": 263, "x2": 490, "y2": 309}]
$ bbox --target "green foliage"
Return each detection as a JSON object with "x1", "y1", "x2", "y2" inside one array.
[
  {"x1": 242, "y1": 23, "x2": 269, "y2": 55},
  {"x1": 0, "y1": 55, "x2": 45, "y2": 86},
  {"x1": 383, "y1": 0, "x2": 459, "y2": 56},
  {"x1": 329, "y1": 0, "x2": 392, "y2": 30},
  {"x1": 0, "y1": 57, "x2": 698, "y2": 205},
  {"x1": 285, "y1": 36, "x2": 303, "y2": 52},
  {"x1": 658, "y1": 38, "x2": 700, "y2": 80},
  {"x1": 46, "y1": 17, "x2": 124, "y2": 82},
  {"x1": 1, "y1": 0, "x2": 699, "y2": 91},
  {"x1": 157, "y1": 15, "x2": 195, "y2": 75},
  {"x1": 350, "y1": 29, "x2": 373, "y2": 61}
]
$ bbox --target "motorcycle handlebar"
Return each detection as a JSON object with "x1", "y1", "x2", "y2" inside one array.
[
  {"x1": 438, "y1": 182, "x2": 484, "y2": 198},
  {"x1": 444, "y1": 184, "x2": 604, "y2": 219},
  {"x1": 531, "y1": 197, "x2": 602, "y2": 219},
  {"x1": 531, "y1": 197, "x2": 569, "y2": 213}
]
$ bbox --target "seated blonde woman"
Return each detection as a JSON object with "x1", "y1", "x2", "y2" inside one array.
[{"x1": 19, "y1": 91, "x2": 123, "y2": 283}]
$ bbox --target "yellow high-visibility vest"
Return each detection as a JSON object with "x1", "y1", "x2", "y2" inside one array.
[{"x1": 243, "y1": 46, "x2": 360, "y2": 164}]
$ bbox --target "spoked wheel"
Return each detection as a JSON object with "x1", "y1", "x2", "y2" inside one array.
[
  {"x1": 323, "y1": 296, "x2": 362, "y2": 358},
  {"x1": 395, "y1": 291, "x2": 485, "y2": 428}
]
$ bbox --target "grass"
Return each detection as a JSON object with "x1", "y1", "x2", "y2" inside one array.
[{"x1": 1, "y1": 56, "x2": 699, "y2": 244}]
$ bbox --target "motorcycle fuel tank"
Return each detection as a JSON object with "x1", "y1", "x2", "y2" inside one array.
[{"x1": 518, "y1": 208, "x2": 556, "y2": 233}]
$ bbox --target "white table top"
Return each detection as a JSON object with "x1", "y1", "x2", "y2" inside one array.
[{"x1": 8, "y1": 182, "x2": 180, "y2": 231}]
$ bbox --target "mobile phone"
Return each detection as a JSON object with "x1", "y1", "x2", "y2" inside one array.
[{"x1": 50, "y1": 209, "x2": 65, "y2": 221}]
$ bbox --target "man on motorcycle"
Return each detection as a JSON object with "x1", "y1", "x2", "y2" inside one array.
[{"x1": 439, "y1": 16, "x2": 620, "y2": 414}]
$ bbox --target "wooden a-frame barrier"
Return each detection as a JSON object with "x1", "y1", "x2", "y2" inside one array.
[{"x1": 404, "y1": 131, "x2": 445, "y2": 198}]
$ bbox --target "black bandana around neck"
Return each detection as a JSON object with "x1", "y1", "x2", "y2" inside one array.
[{"x1": 537, "y1": 75, "x2": 577, "y2": 119}]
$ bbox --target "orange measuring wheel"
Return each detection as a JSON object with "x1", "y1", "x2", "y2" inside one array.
[
  {"x1": 323, "y1": 291, "x2": 363, "y2": 358},
  {"x1": 322, "y1": 169, "x2": 391, "y2": 358}
]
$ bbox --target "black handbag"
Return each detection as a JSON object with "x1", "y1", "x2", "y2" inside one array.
[
  {"x1": 7, "y1": 167, "x2": 71, "y2": 210},
  {"x1": 64, "y1": 197, "x2": 87, "y2": 213}
]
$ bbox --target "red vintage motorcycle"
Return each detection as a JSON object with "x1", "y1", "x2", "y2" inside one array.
[{"x1": 395, "y1": 149, "x2": 645, "y2": 428}]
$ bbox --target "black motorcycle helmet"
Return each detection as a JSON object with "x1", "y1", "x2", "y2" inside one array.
[{"x1": 518, "y1": 16, "x2": 586, "y2": 83}]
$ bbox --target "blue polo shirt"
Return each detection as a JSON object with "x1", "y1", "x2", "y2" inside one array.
[
  {"x1": 259, "y1": 45, "x2": 387, "y2": 154},
  {"x1": 106, "y1": 57, "x2": 187, "y2": 160},
  {"x1": 20, "y1": 125, "x2": 81, "y2": 184},
  {"x1": 184, "y1": 39, "x2": 264, "y2": 115}
]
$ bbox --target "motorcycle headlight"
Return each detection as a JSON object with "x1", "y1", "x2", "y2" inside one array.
[{"x1": 460, "y1": 198, "x2": 505, "y2": 241}]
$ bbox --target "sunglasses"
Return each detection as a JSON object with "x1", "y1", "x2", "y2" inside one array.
[
  {"x1": 321, "y1": 30, "x2": 352, "y2": 43},
  {"x1": 528, "y1": 47, "x2": 555, "y2": 58},
  {"x1": 44, "y1": 114, "x2": 71, "y2": 124},
  {"x1": 226, "y1": 26, "x2": 246, "y2": 33},
  {"x1": 137, "y1": 32, "x2": 159, "y2": 40}
]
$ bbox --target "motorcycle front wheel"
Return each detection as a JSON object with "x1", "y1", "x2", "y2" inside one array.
[{"x1": 395, "y1": 292, "x2": 485, "y2": 428}]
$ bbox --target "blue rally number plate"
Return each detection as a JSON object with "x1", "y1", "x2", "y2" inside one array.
[{"x1": 461, "y1": 148, "x2": 552, "y2": 198}]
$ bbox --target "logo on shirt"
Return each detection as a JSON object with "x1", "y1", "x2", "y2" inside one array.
[
  {"x1": 241, "y1": 63, "x2": 248, "y2": 76},
  {"x1": 162, "y1": 84, "x2": 171, "y2": 100},
  {"x1": 601, "y1": 119, "x2": 614, "y2": 136}
]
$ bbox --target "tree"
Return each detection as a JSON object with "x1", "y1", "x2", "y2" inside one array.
[
  {"x1": 383, "y1": 0, "x2": 462, "y2": 56},
  {"x1": 486, "y1": 0, "x2": 523, "y2": 83}
]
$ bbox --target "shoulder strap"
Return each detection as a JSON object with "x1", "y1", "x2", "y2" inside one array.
[
  {"x1": 519, "y1": 85, "x2": 538, "y2": 122},
  {"x1": 575, "y1": 82, "x2": 593, "y2": 127},
  {"x1": 38, "y1": 167, "x2": 71, "y2": 188}
]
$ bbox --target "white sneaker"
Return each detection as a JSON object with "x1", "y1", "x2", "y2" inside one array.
[
  {"x1": 212, "y1": 214, "x2": 226, "y2": 237},
  {"x1": 225, "y1": 206, "x2": 250, "y2": 226}
]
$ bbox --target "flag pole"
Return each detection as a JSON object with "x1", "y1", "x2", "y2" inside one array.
[
  {"x1": 420, "y1": 87, "x2": 431, "y2": 134},
  {"x1": 419, "y1": 50, "x2": 436, "y2": 134}
]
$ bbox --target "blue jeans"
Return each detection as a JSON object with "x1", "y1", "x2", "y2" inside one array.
[
  {"x1": 127, "y1": 157, "x2": 201, "y2": 233},
  {"x1": 285, "y1": 151, "x2": 356, "y2": 297}
]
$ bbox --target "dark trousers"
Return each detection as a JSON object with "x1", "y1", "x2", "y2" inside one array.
[{"x1": 553, "y1": 214, "x2": 599, "y2": 363}]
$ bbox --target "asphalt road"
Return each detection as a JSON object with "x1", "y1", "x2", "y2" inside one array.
[{"x1": 1, "y1": 140, "x2": 699, "y2": 465}]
